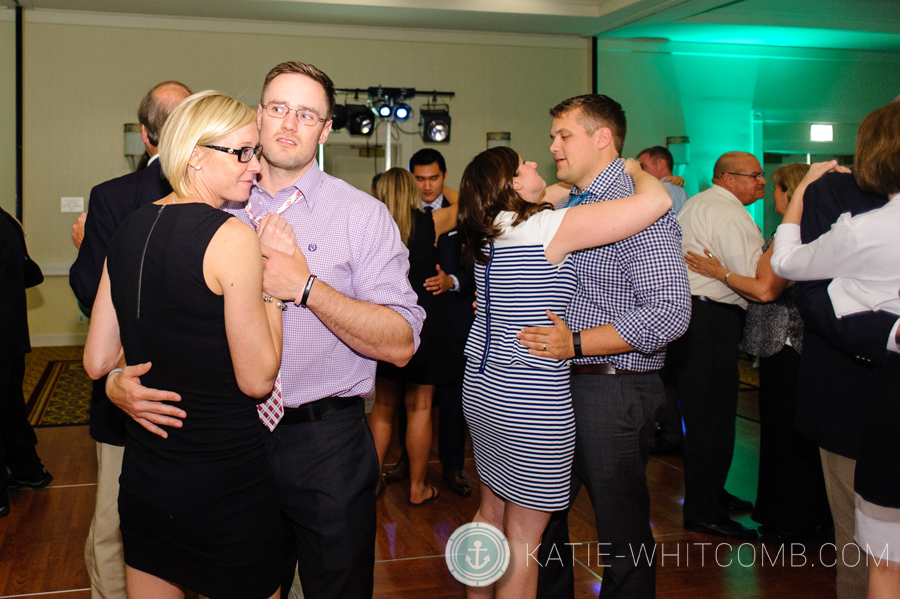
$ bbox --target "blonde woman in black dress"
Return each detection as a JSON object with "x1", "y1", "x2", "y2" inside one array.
[{"x1": 84, "y1": 91, "x2": 289, "y2": 599}]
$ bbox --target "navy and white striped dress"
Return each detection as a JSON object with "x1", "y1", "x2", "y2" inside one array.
[{"x1": 462, "y1": 209, "x2": 577, "y2": 511}]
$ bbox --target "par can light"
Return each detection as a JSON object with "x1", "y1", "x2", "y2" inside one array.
[
  {"x1": 419, "y1": 108, "x2": 451, "y2": 143},
  {"x1": 394, "y1": 103, "x2": 411, "y2": 121},
  {"x1": 345, "y1": 104, "x2": 375, "y2": 136}
]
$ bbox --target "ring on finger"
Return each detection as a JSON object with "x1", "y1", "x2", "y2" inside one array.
[{"x1": 542, "y1": 342, "x2": 547, "y2": 351}]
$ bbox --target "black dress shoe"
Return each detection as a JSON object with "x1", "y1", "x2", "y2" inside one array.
[
  {"x1": 649, "y1": 438, "x2": 683, "y2": 456},
  {"x1": 684, "y1": 518, "x2": 759, "y2": 541},
  {"x1": 383, "y1": 455, "x2": 409, "y2": 483},
  {"x1": 442, "y1": 469, "x2": 472, "y2": 497},
  {"x1": 720, "y1": 490, "x2": 753, "y2": 512},
  {"x1": 6, "y1": 467, "x2": 53, "y2": 490}
]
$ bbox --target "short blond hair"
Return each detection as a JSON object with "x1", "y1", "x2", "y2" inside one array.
[
  {"x1": 159, "y1": 90, "x2": 256, "y2": 197},
  {"x1": 771, "y1": 163, "x2": 810, "y2": 200},
  {"x1": 377, "y1": 168, "x2": 420, "y2": 246}
]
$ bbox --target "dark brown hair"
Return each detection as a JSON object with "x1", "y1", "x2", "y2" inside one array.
[
  {"x1": 637, "y1": 145, "x2": 674, "y2": 171},
  {"x1": 854, "y1": 101, "x2": 900, "y2": 195},
  {"x1": 138, "y1": 81, "x2": 192, "y2": 147},
  {"x1": 261, "y1": 61, "x2": 336, "y2": 120},
  {"x1": 550, "y1": 94, "x2": 627, "y2": 155},
  {"x1": 458, "y1": 147, "x2": 552, "y2": 266}
]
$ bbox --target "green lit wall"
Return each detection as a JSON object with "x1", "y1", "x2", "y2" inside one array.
[{"x1": 595, "y1": 38, "x2": 900, "y2": 233}]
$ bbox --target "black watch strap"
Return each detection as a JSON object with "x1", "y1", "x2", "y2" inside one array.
[{"x1": 573, "y1": 331, "x2": 583, "y2": 359}]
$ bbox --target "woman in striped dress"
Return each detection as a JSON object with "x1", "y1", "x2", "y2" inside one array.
[{"x1": 456, "y1": 146, "x2": 671, "y2": 598}]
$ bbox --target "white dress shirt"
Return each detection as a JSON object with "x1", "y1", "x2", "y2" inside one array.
[
  {"x1": 678, "y1": 184, "x2": 764, "y2": 309},
  {"x1": 771, "y1": 192, "x2": 900, "y2": 319}
]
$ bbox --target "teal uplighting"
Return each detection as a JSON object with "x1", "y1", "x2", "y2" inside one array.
[{"x1": 603, "y1": 23, "x2": 900, "y2": 52}]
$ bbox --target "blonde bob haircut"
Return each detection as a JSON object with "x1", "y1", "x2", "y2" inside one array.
[
  {"x1": 377, "y1": 167, "x2": 421, "y2": 246},
  {"x1": 159, "y1": 90, "x2": 256, "y2": 198},
  {"x1": 771, "y1": 162, "x2": 810, "y2": 201}
]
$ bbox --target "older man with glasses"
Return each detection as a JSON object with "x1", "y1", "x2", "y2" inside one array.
[{"x1": 670, "y1": 151, "x2": 771, "y2": 540}]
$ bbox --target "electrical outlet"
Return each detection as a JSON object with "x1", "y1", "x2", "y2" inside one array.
[{"x1": 76, "y1": 314, "x2": 87, "y2": 325}]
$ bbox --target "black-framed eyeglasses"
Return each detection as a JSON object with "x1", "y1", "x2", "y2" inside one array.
[
  {"x1": 726, "y1": 172, "x2": 765, "y2": 181},
  {"x1": 262, "y1": 103, "x2": 326, "y2": 127},
  {"x1": 203, "y1": 145, "x2": 262, "y2": 163}
]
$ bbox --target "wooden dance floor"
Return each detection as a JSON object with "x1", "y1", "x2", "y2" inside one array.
[{"x1": 0, "y1": 382, "x2": 836, "y2": 598}]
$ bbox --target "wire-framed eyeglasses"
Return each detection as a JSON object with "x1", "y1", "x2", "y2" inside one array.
[
  {"x1": 203, "y1": 145, "x2": 262, "y2": 163},
  {"x1": 262, "y1": 103, "x2": 326, "y2": 127},
  {"x1": 726, "y1": 172, "x2": 765, "y2": 181}
]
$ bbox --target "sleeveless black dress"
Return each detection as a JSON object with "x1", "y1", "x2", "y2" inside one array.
[
  {"x1": 377, "y1": 209, "x2": 451, "y2": 384},
  {"x1": 107, "y1": 202, "x2": 280, "y2": 599}
]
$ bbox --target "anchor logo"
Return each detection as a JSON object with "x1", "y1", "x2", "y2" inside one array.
[
  {"x1": 445, "y1": 522, "x2": 510, "y2": 587},
  {"x1": 465, "y1": 540, "x2": 491, "y2": 570}
]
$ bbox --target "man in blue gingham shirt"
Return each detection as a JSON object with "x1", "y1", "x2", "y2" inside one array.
[{"x1": 523, "y1": 95, "x2": 690, "y2": 599}]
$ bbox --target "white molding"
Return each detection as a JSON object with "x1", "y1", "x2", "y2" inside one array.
[
  {"x1": 23, "y1": 8, "x2": 585, "y2": 49},
  {"x1": 38, "y1": 262, "x2": 72, "y2": 277},
  {"x1": 32, "y1": 333, "x2": 87, "y2": 347},
  {"x1": 596, "y1": 38, "x2": 900, "y2": 63}
]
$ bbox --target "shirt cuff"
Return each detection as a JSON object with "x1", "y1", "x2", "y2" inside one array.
[
  {"x1": 888, "y1": 318, "x2": 900, "y2": 354},
  {"x1": 449, "y1": 274, "x2": 460, "y2": 293}
]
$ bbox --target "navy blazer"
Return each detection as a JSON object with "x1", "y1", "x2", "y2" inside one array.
[
  {"x1": 434, "y1": 196, "x2": 475, "y2": 342},
  {"x1": 0, "y1": 207, "x2": 31, "y2": 361},
  {"x1": 70, "y1": 160, "x2": 172, "y2": 310},
  {"x1": 69, "y1": 159, "x2": 172, "y2": 446},
  {"x1": 792, "y1": 172, "x2": 896, "y2": 459}
]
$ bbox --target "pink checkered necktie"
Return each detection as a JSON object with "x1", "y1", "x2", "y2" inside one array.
[
  {"x1": 257, "y1": 376, "x2": 284, "y2": 432},
  {"x1": 246, "y1": 191, "x2": 301, "y2": 431}
]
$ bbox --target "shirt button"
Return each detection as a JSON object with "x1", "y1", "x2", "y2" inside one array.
[{"x1": 308, "y1": 243, "x2": 317, "y2": 252}]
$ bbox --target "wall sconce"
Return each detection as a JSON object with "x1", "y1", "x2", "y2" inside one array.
[
  {"x1": 666, "y1": 136, "x2": 690, "y2": 164},
  {"x1": 810, "y1": 124, "x2": 833, "y2": 142},
  {"x1": 486, "y1": 132, "x2": 511, "y2": 150},
  {"x1": 124, "y1": 124, "x2": 144, "y2": 172}
]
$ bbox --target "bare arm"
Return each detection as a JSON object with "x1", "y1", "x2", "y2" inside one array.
[
  {"x1": 83, "y1": 261, "x2": 124, "y2": 379},
  {"x1": 208, "y1": 219, "x2": 283, "y2": 398},
  {"x1": 539, "y1": 182, "x2": 573, "y2": 208},
  {"x1": 545, "y1": 161, "x2": 671, "y2": 264},
  {"x1": 260, "y1": 244, "x2": 416, "y2": 367},
  {"x1": 432, "y1": 204, "x2": 459, "y2": 238},
  {"x1": 685, "y1": 244, "x2": 788, "y2": 304}
]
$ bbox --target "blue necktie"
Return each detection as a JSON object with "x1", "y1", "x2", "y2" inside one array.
[{"x1": 565, "y1": 188, "x2": 591, "y2": 208}]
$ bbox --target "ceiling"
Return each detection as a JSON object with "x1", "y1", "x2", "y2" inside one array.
[{"x1": 4, "y1": 0, "x2": 900, "y2": 51}]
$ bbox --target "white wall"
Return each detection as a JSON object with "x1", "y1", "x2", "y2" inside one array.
[{"x1": 0, "y1": 9, "x2": 588, "y2": 344}]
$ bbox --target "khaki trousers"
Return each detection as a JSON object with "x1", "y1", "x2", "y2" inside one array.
[
  {"x1": 84, "y1": 442, "x2": 126, "y2": 599},
  {"x1": 820, "y1": 448, "x2": 868, "y2": 599}
]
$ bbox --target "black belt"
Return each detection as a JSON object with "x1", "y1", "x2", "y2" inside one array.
[
  {"x1": 571, "y1": 364, "x2": 653, "y2": 376},
  {"x1": 692, "y1": 295, "x2": 745, "y2": 315},
  {"x1": 280, "y1": 396, "x2": 363, "y2": 425}
]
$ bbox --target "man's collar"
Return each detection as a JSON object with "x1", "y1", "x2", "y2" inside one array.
[
  {"x1": 421, "y1": 193, "x2": 444, "y2": 210},
  {"x1": 253, "y1": 159, "x2": 324, "y2": 207},
  {"x1": 710, "y1": 184, "x2": 742, "y2": 205},
  {"x1": 147, "y1": 154, "x2": 159, "y2": 166},
  {"x1": 572, "y1": 157, "x2": 625, "y2": 198}
]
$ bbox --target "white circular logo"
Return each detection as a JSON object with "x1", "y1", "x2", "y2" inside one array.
[{"x1": 445, "y1": 522, "x2": 510, "y2": 586}]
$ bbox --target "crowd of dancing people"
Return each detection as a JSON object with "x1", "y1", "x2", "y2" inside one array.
[{"x1": 1, "y1": 58, "x2": 897, "y2": 599}]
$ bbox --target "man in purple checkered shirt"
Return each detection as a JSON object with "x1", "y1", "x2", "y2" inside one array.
[
  {"x1": 517, "y1": 95, "x2": 691, "y2": 599},
  {"x1": 105, "y1": 62, "x2": 424, "y2": 599}
]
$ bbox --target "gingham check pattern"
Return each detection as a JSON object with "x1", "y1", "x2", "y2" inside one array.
[
  {"x1": 565, "y1": 158, "x2": 692, "y2": 371},
  {"x1": 223, "y1": 161, "x2": 424, "y2": 409}
]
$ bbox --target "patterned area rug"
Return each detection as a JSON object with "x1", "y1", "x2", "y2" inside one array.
[{"x1": 24, "y1": 347, "x2": 91, "y2": 427}]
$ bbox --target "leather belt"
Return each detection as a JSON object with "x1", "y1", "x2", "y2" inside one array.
[
  {"x1": 570, "y1": 364, "x2": 651, "y2": 376},
  {"x1": 280, "y1": 396, "x2": 362, "y2": 425}
]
